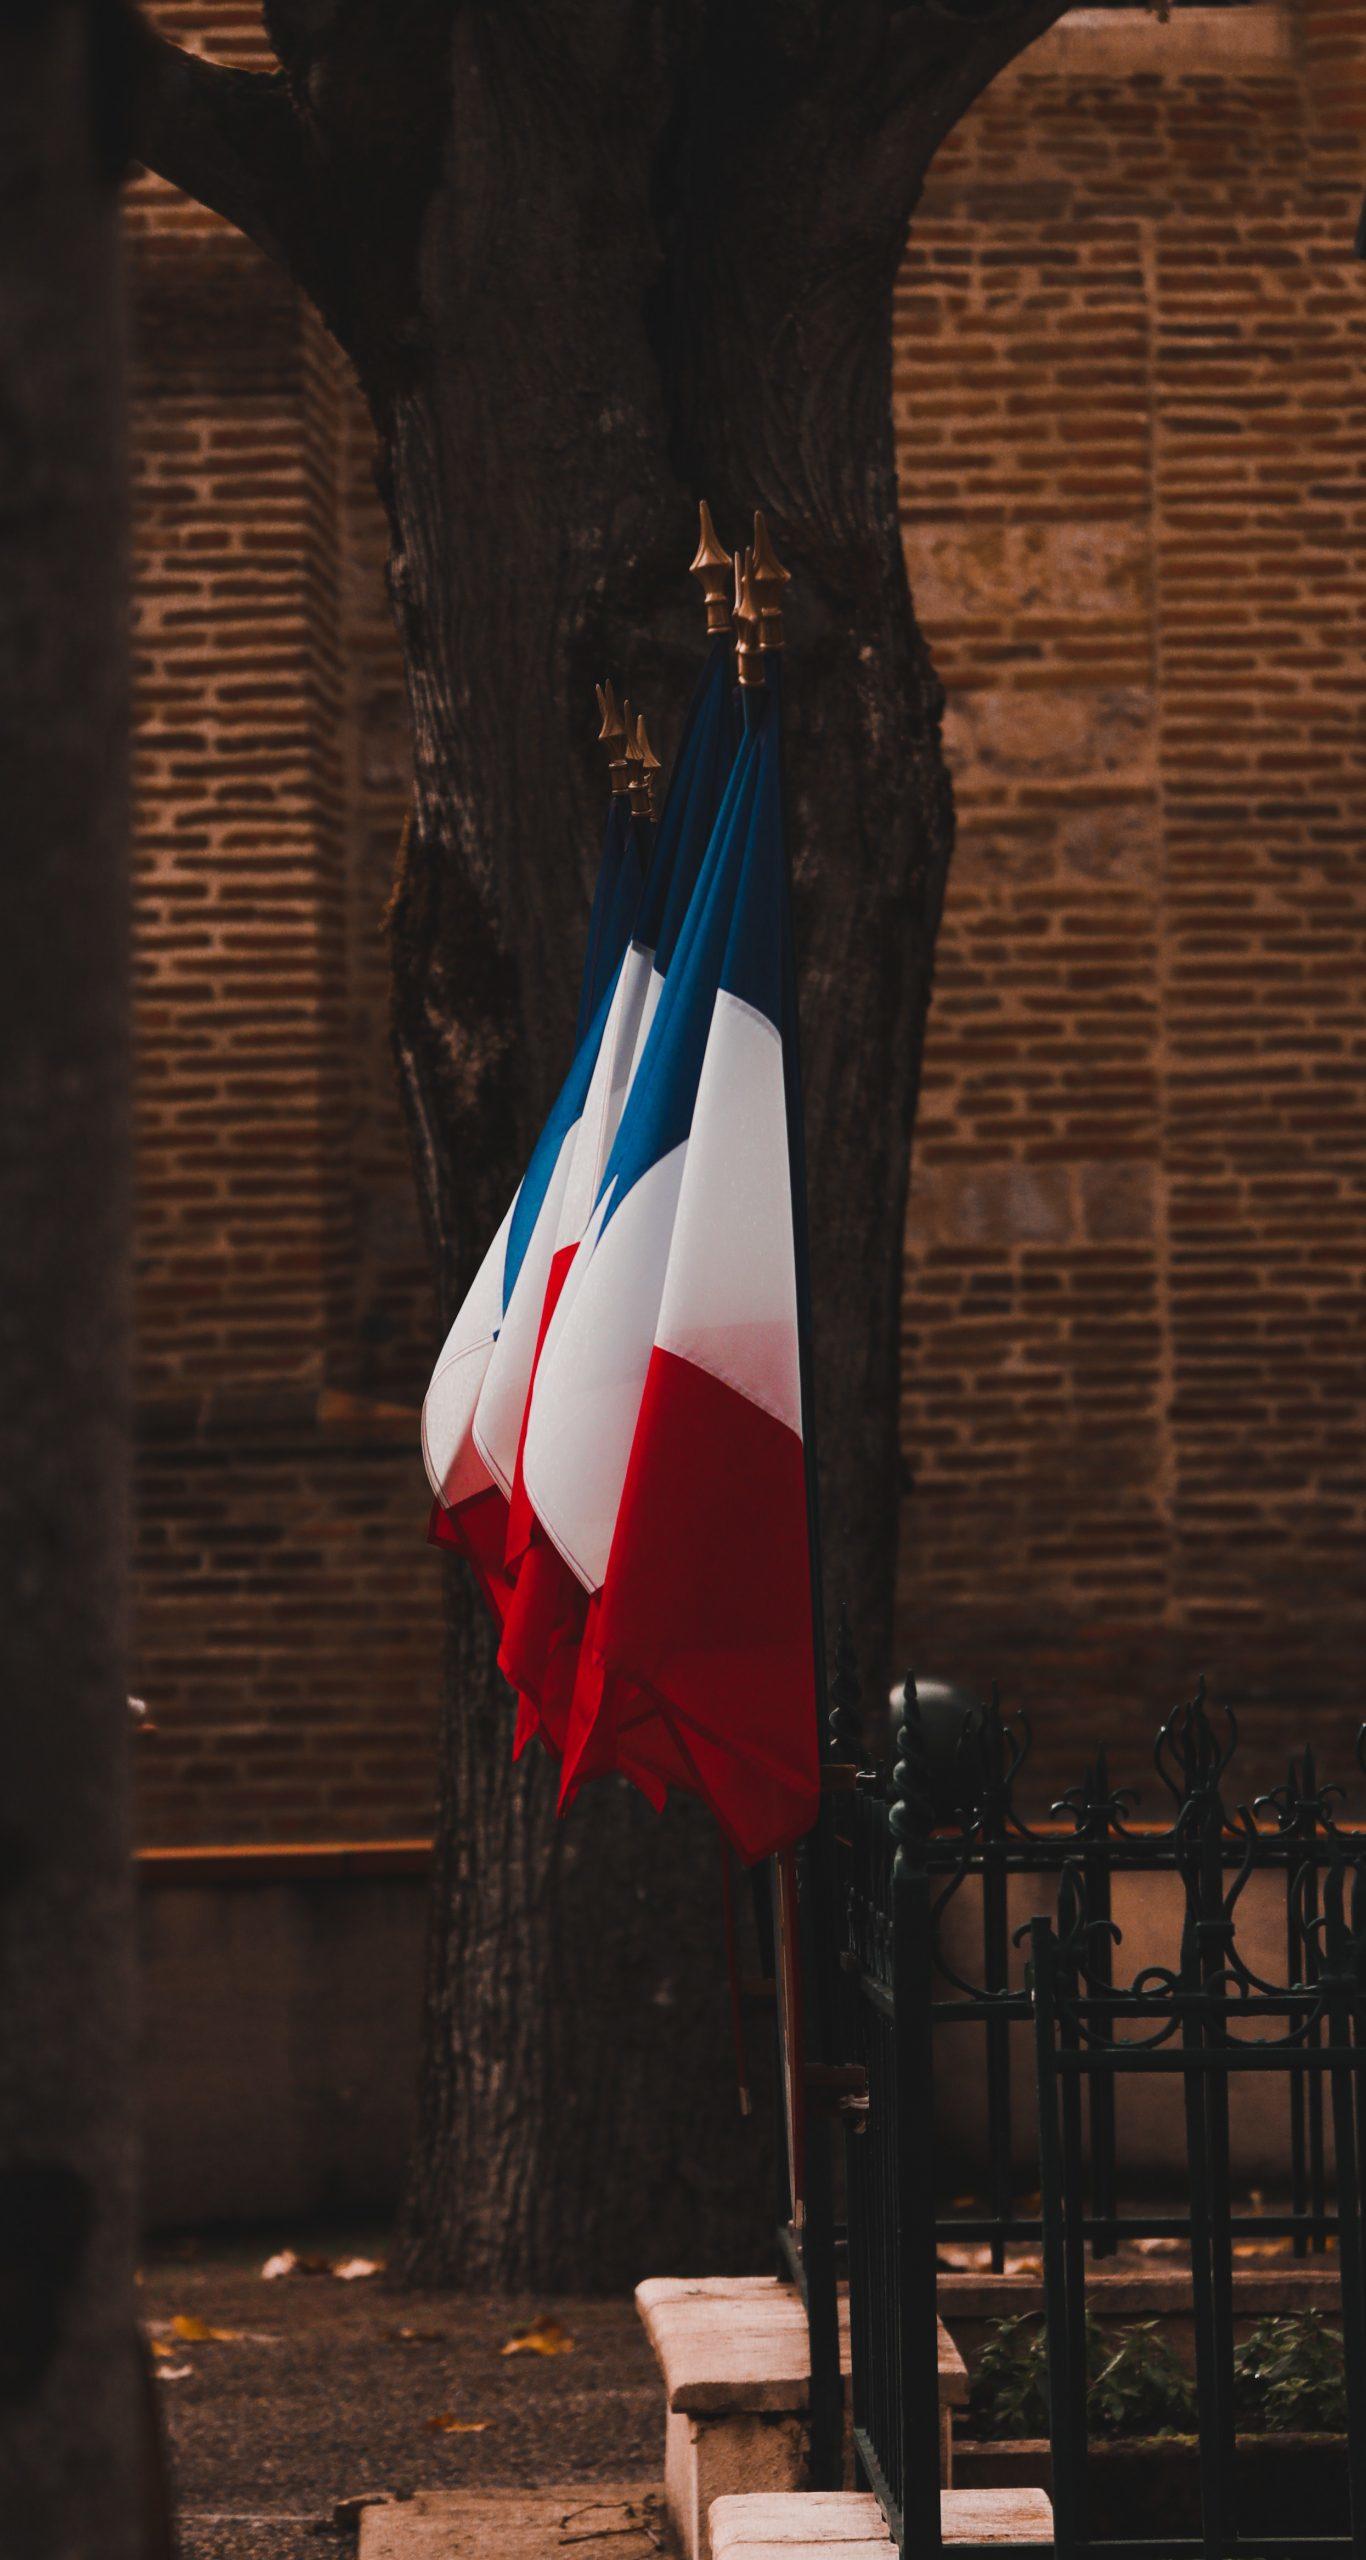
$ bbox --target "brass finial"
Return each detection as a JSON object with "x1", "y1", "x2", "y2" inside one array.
[
  {"x1": 750, "y1": 511, "x2": 791, "y2": 654},
  {"x1": 735, "y1": 549, "x2": 764, "y2": 692},
  {"x1": 689, "y1": 500, "x2": 733, "y2": 637},
  {"x1": 732, "y1": 543, "x2": 750, "y2": 631},
  {"x1": 626, "y1": 706, "x2": 656, "y2": 818},
  {"x1": 598, "y1": 680, "x2": 631, "y2": 796}
]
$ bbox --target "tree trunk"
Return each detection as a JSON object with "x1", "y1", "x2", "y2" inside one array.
[
  {"x1": 0, "y1": 6, "x2": 138, "y2": 2553},
  {"x1": 126, "y1": 0, "x2": 1070, "y2": 2291},
  {"x1": 380, "y1": 19, "x2": 948, "y2": 2288}
]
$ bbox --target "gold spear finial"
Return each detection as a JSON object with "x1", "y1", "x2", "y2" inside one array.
[
  {"x1": 735, "y1": 548, "x2": 764, "y2": 693},
  {"x1": 625, "y1": 706, "x2": 655, "y2": 819},
  {"x1": 689, "y1": 500, "x2": 733, "y2": 637},
  {"x1": 598, "y1": 680, "x2": 631, "y2": 796},
  {"x1": 732, "y1": 543, "x2": 749, "y2": 631},
  {"x1": 750, "y1": 511, "x2": 791, "y2": 654}
]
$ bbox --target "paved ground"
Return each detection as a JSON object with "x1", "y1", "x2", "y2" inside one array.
[{"x1": 141, "y1": 2234, "x2": 662, "y2": 2560}]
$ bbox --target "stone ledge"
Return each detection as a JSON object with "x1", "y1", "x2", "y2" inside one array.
[
  {"x1": 359, "y1": 2488, "x2": 664, "y2": 2560},
  {"x1": 636, "y1": 2276, "x2": 966, "y2": 2418},
  {"x1": 1024, "y1": 7, "x2": 1293, "y2": 76},
  {"x1": 640, "y1": 2279, "x2": 971, "y2": 2560},
  {"x1": 709, "y1": 2488, "x2": 1055, "y2": 2555}
]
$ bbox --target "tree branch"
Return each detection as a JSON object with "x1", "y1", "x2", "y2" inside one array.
[{"x1": 124, "y1": 19, "x2": 336, "y2": 315}]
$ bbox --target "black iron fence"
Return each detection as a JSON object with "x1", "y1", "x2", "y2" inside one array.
[{"x1": 829, "y1": 1655, "x2": 1366, "y2": 2560}]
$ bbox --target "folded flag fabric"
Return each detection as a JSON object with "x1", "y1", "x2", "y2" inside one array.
[
  {"x1": 519, "y1": 681, "x2": 819, "y2": 1863},
  {"x1": 422, "y1": 746, "x2": 647, "y2": 1606},
  {"x1": 421, "y1": 956, "x2": 620, "y2": 1620},
  {"x1": 422, "y1": 639, "x2": 740, "y2": 1738},
  {"x1": 493, "y1": 640, "x2": 740, "y2": 1757}
]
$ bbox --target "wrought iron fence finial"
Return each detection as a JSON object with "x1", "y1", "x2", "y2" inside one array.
[
  {"x1": 890, "y1": 1670, "x2": 934, "y2": 1875},
  {"x1": 829, "y1": 1602, "x2": 865, "y2": 1764}
]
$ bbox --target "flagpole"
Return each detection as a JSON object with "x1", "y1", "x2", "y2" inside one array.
[
  {"x1": 747, "y1": 513, "x2": 829, "y2": 1749},
  {"x1": 747, "y1": 509, "x2": 844, "y2": 2490}
]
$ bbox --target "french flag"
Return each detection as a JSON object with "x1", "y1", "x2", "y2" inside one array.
[
  {"x1": 420, "y1": 736, "x2": 645, "y2": 1621},
  {"x1": 490, "y1": 642, "x2": 739, "y2": 1757},
  {"x1": 422, "y1": 641, "x2": 739, "y2": 1754},
  {"x1": 518, "y1": 681, "x2": 820, "y2": 1863}
]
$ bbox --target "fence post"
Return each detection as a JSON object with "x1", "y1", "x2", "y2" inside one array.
[
  {"x1": 1323, "y1": 1858, "x2": 1366, "y2": 2559},
  {"x1": 1030, "y1": 1914, "x2": 1082, "y2": 2560},
  {"x1": 1082, "y1": 1752, "x2": 1118, "y2": 2261},
  {"x1": 892, "y1": 1683, "x2": 943, "y2": 2560}
]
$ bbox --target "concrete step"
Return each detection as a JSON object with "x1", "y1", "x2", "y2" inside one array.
[
  {"x1": 635, "y1": 2276, "x2": 970, "y2": 2560},
  {"x1": 710, "y1": 2487, "x2": 1055, "y2": 2554},
  {"x1": 636, "y1": 2277, "x2": 967, "y2": 2419},
  {"x1": 358, "y1": 2486, "x2": 665, "y2": 2560}
]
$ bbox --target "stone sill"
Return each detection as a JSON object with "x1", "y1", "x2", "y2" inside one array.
[
  {"x1": 137, "y1": 1837, "x2": 432, "y2": 1885},
  {"x1": 1024, "y1": 5, "x2": 1293, "y2": 74}
]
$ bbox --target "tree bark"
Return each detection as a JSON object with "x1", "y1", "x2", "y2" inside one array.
[
  {"x1": 128, "y1": 0, "x2": 1070, "y2": 2288},
  {"x1": 0, "y1": 6, "x2": 138, "y2": 2552}
]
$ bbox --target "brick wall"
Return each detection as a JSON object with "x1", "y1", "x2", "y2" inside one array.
[
  {"x1": 126, "y1": 17, "x2": 439, "y2": 1842},
  {"x1": 128, "y1": 1, "x2": 1366, "y2": 1840},
  {"x1": 897, "y1": 1, "x2": 1366, "y2": 1798}
]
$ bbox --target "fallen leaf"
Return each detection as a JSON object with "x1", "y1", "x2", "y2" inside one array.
[
  {"x1": 260, "y1": 2248, "x2": 332, "y2": 2278},
  {"x1": 501, "y1": 2319, "x2": 575, "y2": 2359},
  {"x1": 169, "y1": 2315, "x2": 242, "y2": 2344},
  {"x1": 425, "y1": 2412, "x2": 490, "y2": 2435},
  {"x1": 333, "y1": 2257, "x2": 383, "y2": 2282},
  {"x1": 150, "y1": 2339, "x2": 176, "y2": 2361},
  {"x1": 158, "y1": 2365, "x2": 193, "y2": 2383}
]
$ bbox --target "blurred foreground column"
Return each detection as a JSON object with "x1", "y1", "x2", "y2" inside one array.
[{"x1": 0, "y1": 9, "x2": 138, "y2": 2558}]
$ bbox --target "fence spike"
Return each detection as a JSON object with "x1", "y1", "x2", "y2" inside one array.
[{"x1": 828, "y1": 1602, "x2": 864, "y2": 1763}]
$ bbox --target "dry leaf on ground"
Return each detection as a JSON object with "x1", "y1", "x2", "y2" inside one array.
[
  {"x1": 260, "y1": 2248, "x2": 336, "y2": 2279},
  {"x1": 425, "y1": 2412, "x2": 491, "y2": 2434},
  {"x1": 501, "y1": 2318, "x2": 575, "y2": 2358},
  {"x1": 169, "y1": 2315, "x2": 242, "y2": 2344},
  {"x1": 158, "y1": 2365, "x2": 194, "y2": 2383},
  {"x1": 261, "y1": 2246, "x2": 380, "y2": 2281}
]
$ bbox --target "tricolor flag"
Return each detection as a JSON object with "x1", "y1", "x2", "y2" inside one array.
[
  {"x1": 422, "y1": 637, "x2": 740, "y2": 1746},
  {"x1": 494, "y1": 644, "x2": 740, "y2": 1756},
  {"x1": 519, "y1": 674, "x2": 819, "y2": 1863}
]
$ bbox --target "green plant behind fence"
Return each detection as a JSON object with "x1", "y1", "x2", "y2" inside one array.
[{"x1": 969, "y1": 2312, "x2": 1347, "y2": 2443}]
